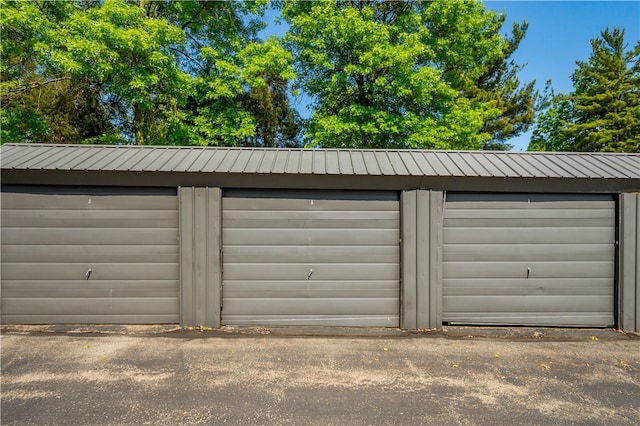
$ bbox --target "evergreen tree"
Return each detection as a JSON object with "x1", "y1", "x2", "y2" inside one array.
[
  {"x1": 531, "y1": 27, "x2": 639, "y2": 152},
  {"x1": 567, "y1": 27, "x2": 639, "y2": 152},
  {"x1": 471, "y1": 21, "x2": 547, "y2": 150},
  {"x1": 528, "y1": 97, "x2": 574, "y2": 152}
]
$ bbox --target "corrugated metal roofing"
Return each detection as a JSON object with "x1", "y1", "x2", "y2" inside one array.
[{"x1": 2, "y1": 143, "x2": 639, "y2": 179}]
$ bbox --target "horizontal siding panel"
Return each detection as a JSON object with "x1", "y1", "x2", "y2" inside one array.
[
  {"x1": 443, "y1": 283, "x2": 613, "y2": 297},
  {"x1": 1, "y1": 280, "x2": 178, "y2": 290},
  {"x1": 0, "y1": 314, "x2": 179, "y2": 325},
  {"x1": 2, "y1": 263, "x2": 179, "y2": 280},
  {"x1": 221, "y1": 315, "x2": 398, "y2": 327},
  {"x1": 442, "y1": 278, "x2": 612, "y2": 291},
  {"x1": 1, "y1": 245, "x2": 178, "y2": 263},
  {"x1": 2, "y1": 297, "x2": 179, "y2": 315},
  {"x1": 442, "y1": 261, "x2": 613, "y2": 279},
  {"x1": 224, "y1": 210, "x2": 399, "y2": 221},
  {"x1": 444, "y1": 218, "x2": 612, "y2": 227},
  {"x1": 1, "y1": 193, "x2": 177, "y2": 210},
  {"x1": 224, "y1": 229, "x2": 398, "y2": 246},
  {"x1": 444, "y1": 208, "x2": 614, "y2": 219},
  {"x1": 224, "y1": 198, "x2": 399, "y2": 211},
  {"x1": 4, "y1": 287, "x2": 178, "y2": 298},
  {"x1": 223, "y1": 219, "x2": 398, "y2": 229},
  {"x1": 443, "y1": 295, "x2": 613, "y2": 313},
  {"x1": 223, "y1": 298, "x2": 398, "y2": 316},
  {"x1": 443, "y1": 227, "x2": 614, "y2": 244},
  {"x1": 224, "y1": 246, "x2": 399, "y2": 263},
  {"x1": 225, "y1": 280, "x2": 398, "y2": 298},
  {"x1": 445, "y1": 193, "x2": 615, "y2": 203},
  {"x1": 443, "y1": 244, "x2": 614, "y2": 262},
  {"x1": 224, "y1": 263, "x2": 399, "y2": 281},
  {"x1": 3, "y1": 228, "x2": 178, "y2": 245},
  {"x1": 225, "y1": 288, "x2": 398, "y2": 299},
  {"x1": 2, "y1": 209, "x2": 178, "y2": 228},
  {"x1": 445, "y1": 200, "x2": 614, "y2": 210}
]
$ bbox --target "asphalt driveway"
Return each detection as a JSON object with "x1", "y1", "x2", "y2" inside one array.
[{"x1": 2, "y1": 327, "x2": 639, "y2": 425}]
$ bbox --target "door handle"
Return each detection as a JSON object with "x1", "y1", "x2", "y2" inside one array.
[{"x1": 307, "y1": 269, "x2": 313, "y2": 280}]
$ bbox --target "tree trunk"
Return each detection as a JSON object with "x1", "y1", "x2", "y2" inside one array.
[{"x1": 134, "y1": 105, "x2": 144, "y2": 145}]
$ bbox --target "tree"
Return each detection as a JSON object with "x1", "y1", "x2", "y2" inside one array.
[
  {"x1": 282, "y1": 0, "x2": 538, "y2": 150},
  {"x1": 528, "y1": 97, "x2": 574, "y2": 152},
  {"x1": 239, "y1": 38, "x2": 301, "y2": 147},
  {"x1": 530, "y1": 27, "x2": 640, "y2": 152},
  {"x1": 1, "y1": 0, "x2": 301, "y2": 147},
  {"x1": 468, "y1": 21, "x2": 548, "y2": 150},
  {"x1": 1, "y1": 0, "x2": 191, "y2": 145},
  {"x1": 51, "y1": 0, "x2": 192, "y2": 145},
  {"x1": 567, "y1": 27, "x2": 639, "y2": 152},
  {"x1": 1, "y1": 1, "x2": 115, "y2": 144}
]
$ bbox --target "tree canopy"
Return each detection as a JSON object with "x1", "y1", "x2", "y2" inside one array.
[
  {"x1": 529, "y1": 27, "x2": 640, "y2": 153},
  {"x1": 283, "y1": 0, "x2": 542, "y2": 150},
  {"x1": 2, "y1": 0, "x2": 543, "y2": 149}
]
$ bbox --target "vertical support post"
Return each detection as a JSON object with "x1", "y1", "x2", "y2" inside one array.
[
  {"x1": 179, "y1": 187, "x2": 195, "y2": 326},
  {"x1": 429, "y1": 190, "x2": 444, "y2": 328},
  {"x1": 401, "y1": 191, "x2": 417, "y2": 329},
  {"x1": 179, "y1": 187, "x2": 222, "y2": 328},
  {"x1": 416, "y1": 190, "x2": 430, "y2": 328},
  {"x1": 620, "y1": 193, "x2": 640, "y2": 332},
  {"x1": 401, "y1": 189, "x2": 444, "y2": 330}
]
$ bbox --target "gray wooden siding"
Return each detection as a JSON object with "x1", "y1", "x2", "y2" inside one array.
[
  {"x1": 620, "y1": 193, "x2": 640, "y2": 332},
  {"x1": 442, "y1": 193, "x2": 615, "y2": 327},
  {"x1": 1, "y1": 190, "x2": 179, "y2": 324},
  {"x1": 401, "y1": 190, "x2": 443, "y2": 329},
  {"x1": 222, "y1": 193, "x2": 400, "y2": 326},
  {"x1": 179, "y1": 187, "x2": 222, "y2": 328}
]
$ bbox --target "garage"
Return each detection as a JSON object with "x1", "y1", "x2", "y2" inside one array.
[
  {"x1": 1, "y1": 187, "x2": 180, "y2": 324},
  {"x1": 221, "y1": 191, "x2": 400, "y2": 326},
  {"x1": 1, "y1": 144, "x2": 639, "y2": 332},
  {"x1": 442, "y1": 193, "x2": 616, "y2": 327}
]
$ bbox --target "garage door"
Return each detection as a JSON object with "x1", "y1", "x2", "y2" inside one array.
[
  {"x1": 1, "y1": 187, "x2": 179, "y2": 324},
  {"x1": 222, "y1": 191, "x2": 400, "y2": 326},
  {"x1": 443, "y1": 193, "x2": 615, "y2": 327}
]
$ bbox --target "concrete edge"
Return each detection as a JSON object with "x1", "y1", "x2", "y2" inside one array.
[{"x1": 1, "y1": 324, "x2": 638, "y2": 341}]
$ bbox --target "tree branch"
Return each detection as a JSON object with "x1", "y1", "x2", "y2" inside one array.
[{"x1": 4, "y1": 77, "x2": 71, "y2": 97}]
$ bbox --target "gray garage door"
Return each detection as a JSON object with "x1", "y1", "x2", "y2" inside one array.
[
  {"x1": 1, "y1": 187, "x2": 179, "y2": 324},
  {"x1": 222, "y1": 191, "x2": 400, "y2": 326},
  {"x1": 443, "y1": 193, "x2": 615, "y2": 327}
]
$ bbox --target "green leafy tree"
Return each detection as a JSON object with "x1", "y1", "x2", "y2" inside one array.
[
  {"x1": 282, "y1": 0, "x2": 537, "y2": 150},
  {"x1": 51, "y1": 0, "x2": 192, "y2": 145},
  {"x1": 1, "y1": 0, "x2": 191, "y2": 145},
  {"x1": 239, "y1": 37, "x2": 301, "y2": 147},
  {"x1": 134, "y1": 0, "x2": 300, "y2": 147},
  {"x1": 530, "y1": 27, "x2": 639, "y2": 152},
  {"x1": 528, "y1": 97, "x2": 574, "y2": 152},
  {"x1": 2, "y1": 0, "x2": 300, "y2": 146},
  {"x1": 1, "y1": 1, "x2": 114, "y2": 144}
]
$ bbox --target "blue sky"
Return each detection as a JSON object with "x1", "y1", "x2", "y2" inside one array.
[{"x1": 261, "y1": 1, "x2": 640, "y2": 151}]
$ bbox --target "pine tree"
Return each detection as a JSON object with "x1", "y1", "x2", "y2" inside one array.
[{"x1": 565, "y1": 27, "x2": 640, "y2": 152}]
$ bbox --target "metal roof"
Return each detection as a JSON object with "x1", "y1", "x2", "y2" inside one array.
[{"x1": 2, "y1": 143, "x2": 639, "y2": 179}]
